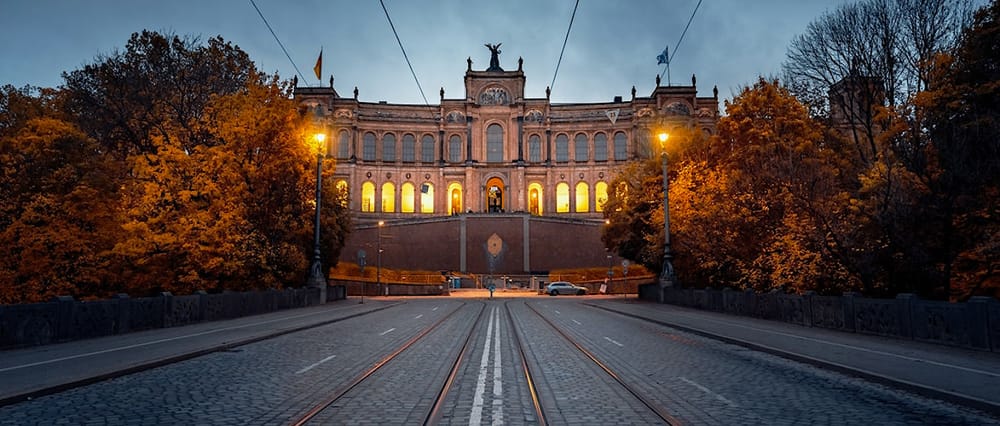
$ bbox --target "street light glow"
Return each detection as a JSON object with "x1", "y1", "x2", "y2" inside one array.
[{"x1": 658, "y1": 132, "x2": 668, "y2": 149}]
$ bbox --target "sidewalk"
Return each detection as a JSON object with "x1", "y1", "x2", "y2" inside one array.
[
  {"x1": 589, "y1": 299, "x2": 1000, "y2": 416},
  {"x1": 0, "y1": 298, "x2": 395, "y2": 406}
]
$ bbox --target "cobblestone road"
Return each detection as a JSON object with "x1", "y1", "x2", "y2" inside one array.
[{"x1": 0, "y1": 297, "x2": 996, "y2": 425}]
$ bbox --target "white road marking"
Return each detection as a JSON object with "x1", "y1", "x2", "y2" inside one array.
[
  {"x1": 668, "y1": 311, "x2": 1000, "y2": 378},
  {"x1": 491, "y1": 307, "x2": 503, "y2": 425},
  {"x1": 379, "y1": 328, "x2": 396, "y2": 336},
  {"x1": 572, "y1": 319, "x2": 582, "y2": 325},
  {"x1": 415, "y1": 314, "x2": 423, "y2": 319},
  {"x1": 0, "y1": 306, "x2": 356, "y2": 373},
  {"x1": 554, "y1": 310, "x2": 561, "y2": 315},
  {"x1": 679, "y1": 376, "x2": 737, "y2": 406},
  {"x1": 604, "y1": 336, "x2": 624, "y2": 347},
  {"x1": 470, "y1": 307, "x2": 497, "y2": 426},
  {"x1": 433, "y1": 306, "x2": 439, "y2": 311},
  {"x1": 296, "y1": 354, "x2": 337, "y2": 374}
]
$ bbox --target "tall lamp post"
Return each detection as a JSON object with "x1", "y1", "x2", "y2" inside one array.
[
  {"x1": 658, "y1": 132, "x2": 677, "y2": 302},
  {"x1": 306, "y1": 132, "x2": 328, "y2": 304},
  {"x1": 376, "y1": 220, "x2": 384, "y2": 296}
]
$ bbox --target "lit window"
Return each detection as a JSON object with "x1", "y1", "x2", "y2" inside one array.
[
  {"x1": 361, "y1": 182, "x2": 375, "y2": 212},
  {"x1": 381, "y1": 182, "x2": 395, "y2": 212},
  {"x1": 595, "y1": 181, "x2": 608, "y2": 212},
  {"x1": 336, "y1": 180, "x2": 349, "y2": 207},
  {"x1": 528, "y1": 182, "x2": 543, "y2": 215},
  {"x1": 594, "y1": 133, "x2": 608, "y2": 162},
  {"x1": 401, "y1": 182, "x2": 415, "y2": 213},
  {"x1": 556, "y1": 183, "x2": 569, "y2": 213},
  {"x1": 447, "y1": 183, "x2": 463, "y2": 214},
  {"x1": 420, "y1": 183, "x2": 434, "y2": 213},
  {"x1": 574, "y1": 133, "x2": 589, "y2": 162},
  {"x1": 575, "y1": 182, "x2": 589, "y2": 212}
]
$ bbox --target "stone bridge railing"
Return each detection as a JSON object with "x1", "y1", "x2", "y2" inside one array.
[
  {"x1": 643, "y1": 285, "x2": 1000, "y2": 352},
  {"x1": 0, "y1": 285, "x2": 346, "y2": 349}
]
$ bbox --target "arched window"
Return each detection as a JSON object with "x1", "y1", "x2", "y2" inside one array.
[
  {"x1": 361, "y1": 182, "x2": 375, "y2": 212},
  {"x1": 556, "y1": 183, "x2": 570, "y2": 213},
  {"x1": 487, "y1": 124, "x2": 504, "y2": 163},
  {"x1": 336, "y1": 180, "x2": 349, "y2": 207},
  {"x1": 363, "y1": 132, "x2": 376, "y2": 161},
  {"x1": 594, "y1": 133, "x2": 608, "y2": 162},
  {"x1": 401, "y1": 182, "x2": 415, "y2": 213},
  {"x1": 402, "y1": 134, "x2": 415, "y2": 162},
  {"x1": 420, "y1": 183, "x2": 434, "y2": 213},
  {"x1": 382, "y1": 133, "x2": 396, "y2": 162},
  {"x1": 528, "y1": 135, "x2": 541, "y2": 163},
  {"x1": 574, "y1": 133, "x2": 589, "y2": 162},
  {"x1": 613, "y1": 131, "x2": 628, "y2": 160},
  {"x1": 528, "y1": 182, "x2": 544, "y2": 216},
  {"x1": 447, "y1": 183, "x2": 463, "y2": 215},
  {"x1": 381, "y1": 182, "x2": 395, "y2": 212},
  {"x1": 555, "y1": 134, "x2": 569, "y2": 163},
  {"x1": 421, "y1": 135, "x2": 435, "y2": 163},
  {"x1": 575, "y1": 182, "x2": 590, "y2": 212},
  {"x1": 335, "y1": 130, "x2": 350, "y2": 159},
  {"x1": 595, "y1": 181, "x2": 608, "y2": 212},
  {"x1": 449, "y1": 135, "x2": 462, "y2": 163}
]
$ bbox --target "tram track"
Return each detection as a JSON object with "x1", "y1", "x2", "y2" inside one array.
[{"x1": 522, "y1": 300, "x2": 682, "y2": 426}]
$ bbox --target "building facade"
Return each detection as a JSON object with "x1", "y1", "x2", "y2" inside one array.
[{"x1": 294, "y1": 49, "x2": 719, "y2": 225}]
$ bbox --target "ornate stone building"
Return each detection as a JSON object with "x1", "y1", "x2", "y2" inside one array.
[{"x1": 294, "y1": 48, "x2": 718, "y2": 225}]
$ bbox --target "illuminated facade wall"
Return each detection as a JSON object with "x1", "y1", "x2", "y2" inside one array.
[{"x1": 295, "y1": 54, "x2": 718, "y2": 225}]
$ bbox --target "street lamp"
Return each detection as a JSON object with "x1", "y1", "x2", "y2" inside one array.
[
  {"x1": 306, "y1": 132, "x2": 328, "y2": 304},
  {"x1": 377, "y1": 220, "x2": 384, "y2": 296},
  {"x1": 658, "y1": 131, "x2": 677, "y2": 298}
]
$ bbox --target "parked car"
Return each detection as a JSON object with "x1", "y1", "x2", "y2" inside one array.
[{"x1": 545, "y1": 281, "x2": 587, "y2": 296}]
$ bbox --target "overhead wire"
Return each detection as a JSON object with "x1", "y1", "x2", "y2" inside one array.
[
  {"x1": 549, "y1": 0, "x2": 581, "y2": 95},
  {"x1": 379, "y1": 0, "x2": 432, "y2": 107},
  {"x1": 659, "y1": 0, "x2": 703, "y2": 83},
  {"x1": 249, "y1": 0, "x2": 308, "y2": 84}
]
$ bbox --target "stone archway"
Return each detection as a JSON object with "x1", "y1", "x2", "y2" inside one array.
[{"x1": 485, "y1": 176, "x2": 504, "y2": 213}]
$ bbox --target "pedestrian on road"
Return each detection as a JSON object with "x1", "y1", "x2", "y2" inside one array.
[{"x1": 488, "y1": 283, "x2": 495, "y2": 299}]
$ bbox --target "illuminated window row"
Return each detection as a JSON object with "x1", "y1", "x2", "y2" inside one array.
[{"x1": 354, "y1": 180, "x2": 608, "y2": 215}]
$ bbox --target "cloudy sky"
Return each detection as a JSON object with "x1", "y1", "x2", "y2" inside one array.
[{"x1": 1, "y1": 0, "x2": 852, "y2": 106}]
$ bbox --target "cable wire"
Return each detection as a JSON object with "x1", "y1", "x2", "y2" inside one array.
[
  {"x1": 379, "y1": 0, "x2": 431, "y2": 107},
  {"x1": 550, "y1": 0, "x2": 580, "y2": 95},
  {"x1": 249, "y1": 0, "x2": 308, "y2": 84},
  {"x1": 659, "y1": 0, "x2": 702, "y2": 83}
]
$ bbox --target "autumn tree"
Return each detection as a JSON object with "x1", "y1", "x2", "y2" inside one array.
[
  {"x1": 0, "y1": 30, "x2": 351, "y2": 303},
  {"x1": 917, "y1": 0, "x2": 1000, "y2": 298},
  {"x1": 0, "y1": 117, "x2": 121, "y2": 303}
]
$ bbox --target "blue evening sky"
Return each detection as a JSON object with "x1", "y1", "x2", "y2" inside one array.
[{"x1": 1, "y1": 1, "x2": 853, "y2": 105}]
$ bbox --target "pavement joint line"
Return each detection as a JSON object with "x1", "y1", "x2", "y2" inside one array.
[
  {"x1": 0, "y1": 302, "x2": 401, "y2": 407},
  {"x1": 587, "y1": 302, "x2": 1000, "y2": 418}
]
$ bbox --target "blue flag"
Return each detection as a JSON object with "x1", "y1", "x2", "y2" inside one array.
[{"x1": 656, "y1": 47, "x2": 669, "y2": 65}]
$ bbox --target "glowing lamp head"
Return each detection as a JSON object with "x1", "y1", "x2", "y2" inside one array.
[
  {"x1": 658, "y1": 132, "x2": 668, "y2": 149},
  {"x1": 378, "y1": 220, "x2": 385, "y2": 226}
]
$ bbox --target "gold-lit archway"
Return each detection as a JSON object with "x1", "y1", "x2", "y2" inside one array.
[
  {"x1": 528, "y1": 182, "x2": 543, "y2": 216},
  {"x1": 447, "y1": 182, "x2": 463, "y2": 215},
  {"x1": 485, "y1": 177, "x2": 504, "y2": 213}
]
